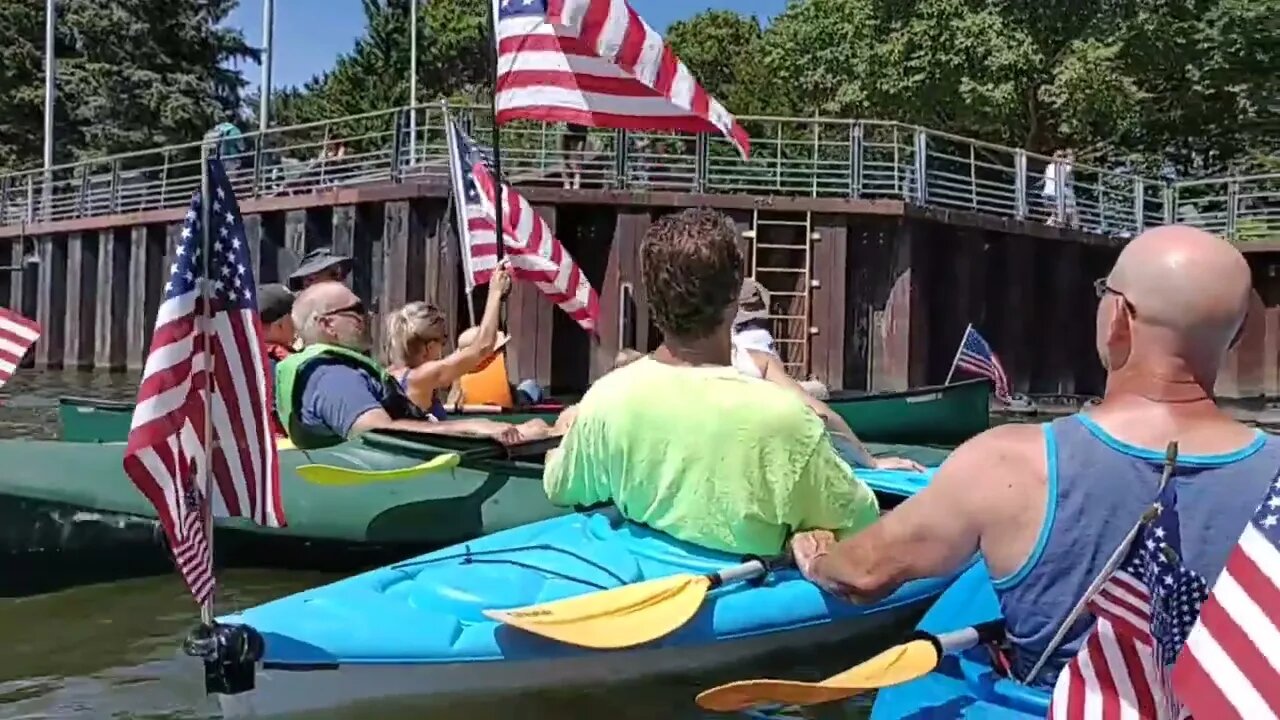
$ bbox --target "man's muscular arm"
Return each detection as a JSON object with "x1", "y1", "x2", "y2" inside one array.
[{"x1": 794, "y1": 423, "x2": 1045, "y2": 603}]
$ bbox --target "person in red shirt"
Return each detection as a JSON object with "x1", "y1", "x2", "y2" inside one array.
[{"x1": 258, "y1": 283, "x2": 297, "y2": 437}]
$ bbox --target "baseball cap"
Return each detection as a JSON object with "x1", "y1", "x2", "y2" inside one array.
[{"x1": 258, "y1": 283, "x2": 295, "y2": 325}]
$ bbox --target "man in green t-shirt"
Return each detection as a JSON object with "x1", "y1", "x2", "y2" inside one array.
[{"x1": 543, "y1": 209, "x2": 880, "y2": 557}]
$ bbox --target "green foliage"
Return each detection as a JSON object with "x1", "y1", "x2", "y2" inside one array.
[{"x1": 0, "y1": 0, "x2": 256, "y2": 171}]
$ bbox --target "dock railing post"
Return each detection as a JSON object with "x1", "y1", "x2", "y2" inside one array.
[
  {"x1": 1164, "y1": 181, "x2": 1176, "y2": 224},
  {"x1": 1226, "y1": 178, "x2": 1239, "y2": 241},
  {"x1": 912, "y1": 128, "x2": 928, "y2": 204},
  {"x1": 1014, "y1": 149, "x2": 1027, "y2": 219},
  {"x1": 849, "y1": 122, "x2": 863, "y2": 199},
  {"x1": 1132, "y1": 177, "x2": 1145, "y2": 234}
]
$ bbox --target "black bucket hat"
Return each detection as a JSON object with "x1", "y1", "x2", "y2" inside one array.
[{"x1": 287, "y1": 247, "x2": 353, "y2": 290}]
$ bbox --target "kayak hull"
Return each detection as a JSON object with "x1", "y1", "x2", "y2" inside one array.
[
  {"x1": 0, "y1": 434, "x2": 566, "y2": 588},
  {"x1": 869, "y1": 562, "x2": 1051, "y2": 719},
  {"x1": 58, "y1": 379, "x2": 991, "y2": 447},
  {"x1": 214, "y1": 470, "x2": 955, "y2": 716}
]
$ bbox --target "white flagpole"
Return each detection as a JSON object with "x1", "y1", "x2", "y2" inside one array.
[
  {"x1": 944, "y1": 323, "x2": 973, "y2": 385},
  {"x1": 198, "y1": 146, "x2": 217, "y2": 626}
]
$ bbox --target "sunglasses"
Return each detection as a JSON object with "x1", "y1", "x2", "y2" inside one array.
[{"x1": 322, "y1": 300, "x2": 366, "y2": 319}]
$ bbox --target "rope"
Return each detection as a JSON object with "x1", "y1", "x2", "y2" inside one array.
[{"x1": 388, "y1": 542, "x2": 631, "y2": 590}]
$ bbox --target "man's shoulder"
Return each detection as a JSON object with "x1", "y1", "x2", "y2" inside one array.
[{"x1": 945, "y1": 423, "x2": 1048, "y2": 479}]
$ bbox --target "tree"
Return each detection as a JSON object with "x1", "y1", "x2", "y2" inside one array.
[
  {"x1": 0, "y1": 0, "x2": 257, "y2": 172},
  {"x1": 664, "y1": 11, "x2": 765, "y2": 113}
]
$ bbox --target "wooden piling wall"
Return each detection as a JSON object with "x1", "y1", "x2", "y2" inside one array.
[{"x1": 5, "y1": 183, "x2": 1280, "y2": 398}]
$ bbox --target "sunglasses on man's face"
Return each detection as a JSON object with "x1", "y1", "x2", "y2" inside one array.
[{"x1": 322, "y1": 300, "x2": 366, "y2": 319}]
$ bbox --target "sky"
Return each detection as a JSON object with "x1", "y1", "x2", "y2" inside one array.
[{"x1": 225, "y1": 0, "x2": 787, "y2": 91}]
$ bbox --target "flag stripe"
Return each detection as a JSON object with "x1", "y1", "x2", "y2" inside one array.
[
  {"x1": 0, "y1": 309, "x2": 40, "y2": 392},
  {"x1": 496, "y1": 0, "x2": 750, "y2": 158}
]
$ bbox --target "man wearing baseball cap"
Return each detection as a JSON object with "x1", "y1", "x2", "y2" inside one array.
[
  {"x1": 257, "y1": 283, "x2": 296, "y2": 437},
  {"x1": 288, "y1": 247, "x2": 353, "y2": 291}
]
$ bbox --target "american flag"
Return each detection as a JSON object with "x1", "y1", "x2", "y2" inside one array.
[
  {"x1": 953, "y1": 324, "x2": 1012, "y2": 403},
  {"x1": 1172, "y1": 472, "x2": 1280, "y2": 719},
  {"x1": 445, "y1": 115, "x2": 600, "y2": 333},
  {"x1": 1050, "y1": 480, "x2": 1206, "y2": 720},
  {"x1": 123, "y1": 157, "x2": 285, "y2": 607},
  {"x1": 494, "y1": 0, "x2": 751, "y2": 159},
  {"x1": 0, "y1": 309, "x2": 40, "y2": 389}
]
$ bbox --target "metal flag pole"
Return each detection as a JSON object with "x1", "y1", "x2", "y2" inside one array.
[
  {"x1": 258, "y1": 0, "x2": 275, "y2": 134},
  {"x1": 197, "y1": 145, "x2": 217, "y2": 628},
  {"x1": 943, "y1": 323, "x2": 972, "y2": 385},
  {"x1": 41, "y1": 0, "x2": 56, "y2": 220},
  {"x1": 487, "y1": 0, "x2": 504, "y2": 263},
  {"x1": 409, "y1": 0, "x2": 419, "y2": 162}
]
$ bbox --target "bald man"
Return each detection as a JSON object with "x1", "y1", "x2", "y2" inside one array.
[
  {"x1": 274, "y1": 281, "x2": 546, "y2": 449},
  {"x1": 790, "y1": 225, "x2": 1280, "y2": 689}
]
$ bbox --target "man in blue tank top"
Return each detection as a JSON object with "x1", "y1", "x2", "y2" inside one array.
[{"x1": 790, "y1": 224, "x2": 1280, "y2": 689}]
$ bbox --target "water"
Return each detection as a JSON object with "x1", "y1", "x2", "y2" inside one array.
[{"x1": 0, "y1": 371, "x2": 877, "y2": 720}]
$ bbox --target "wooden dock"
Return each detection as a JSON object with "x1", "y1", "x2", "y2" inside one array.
[{"x1": 0, "y1": 107, "x2": 1276, "y2": 397}]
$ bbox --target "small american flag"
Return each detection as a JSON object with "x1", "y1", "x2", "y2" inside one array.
[
  {"x1": 0, "y1": 309, "x2": 40, "y2": 388},
  {"x1": 445, "y1": 115, "x2": 600, "y2": 333},
  {"x1": 953, "y1": 324, "x2": 1012, "y2": 403},
  {"x1": 1172, "y1": 472, "x2": 1280, "y2": 719},
  {"x1": 123, "y1": 157, "x2": 285, "y2": 607},
  {"x1": 1050, "y1": 480, "x2": 1205, "y2": 720},
  {"x1": 494, "y1": 0, "x2": 750, "y2": 158}
]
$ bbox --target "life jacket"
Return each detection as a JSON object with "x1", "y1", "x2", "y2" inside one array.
[
  {"x1": 458, "y1": 351, "x2": 515, "y2": 408},
  {"x1": 274, "y1": 343, "x2": 430, "y2": 450}
]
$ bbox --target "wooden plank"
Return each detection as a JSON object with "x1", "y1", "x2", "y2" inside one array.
[
  {"x1": 331, "y1": 205, "x2": 356, "y2": 260},
  {"x1": 378, "y1": 201, "x2": 412, "y2": 355},
  {"x1": 427, "y1": 200, "x2": 460, "y2": 337},
  {"x1": 402, "y1": 199, "x2": 432, "y2": 304},
  {"x1": 241, "y1": 212, "x2": 263, "y2": 281},
  {"x1": 305, "y1": 207, "x2": 334, "y2": 252},
  {"x1": 8, "y1": 241, "x2": 24, "y2": 313},
  {"x1": 94, "y1": 228, "x2": 131, "y2": 369},
  {"x1": 351, "y1": 204, "x2": 383, "y2": 310},
  {"x1": 870, "y1": 217, "x2": 930, "y2": 390},
  {"x1": 810, "y1": 214, "x2": 848, "y2": 390},
  {"x1": 34, "y1": 234, "x2": 68, "y2": 368},
  {"x1": 995, "y1": 236, "x2": 1036, "y2": 393},
  {"x1": 1041, "y1": 240, "x2": 1081, "y2": 394},
  {"x1": 63, "y1": 231, "x2": 99, "y2": 368},
  {"x1": 284, "y1": 209, "x2": 307, "y2": 260},
  {"x1": 126, "y1": 226, "x2": 152, "y2": 369},
  {"x1": 505, "y1": 205, "x2": 557, "y2": 386}
]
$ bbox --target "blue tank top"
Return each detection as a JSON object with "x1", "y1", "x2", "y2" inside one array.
[
  {"x1": 395, "y1": 371, "x2": 447, "y2": 421},
  {"x1": 997, "y1": 413, "x2": 1280, "y2": 689}
]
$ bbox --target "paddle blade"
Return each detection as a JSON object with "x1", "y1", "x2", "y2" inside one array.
[
  {"x1": 695, "y1": 638, "x2": 941, "y2": 711},
  {"x1": 295, "y1": 453, "x2": 460, "y2": 486},
  {"x1": 483, "y1": 573, "x2": 713, "y2": 649}
]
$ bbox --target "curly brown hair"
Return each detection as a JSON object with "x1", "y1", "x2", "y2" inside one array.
[{"x1": 641, "y1": 208, "x2": 743, "y2": 339}]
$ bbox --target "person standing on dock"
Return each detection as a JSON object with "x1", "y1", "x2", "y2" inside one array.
[{"x1": 788, "y1": 224, "x2": 1280, "y2": 689}]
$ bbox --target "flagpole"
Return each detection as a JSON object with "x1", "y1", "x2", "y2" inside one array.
[
  {"x1": 443, "y1": 105, "x2": 480, "y2": 328},
  {"x1": 944, "y1": 323, "x2": 972, "y2": 385},
  {"x1": 487, "y1": 0, "x2": 504, "y2": 264},
  {"x1": 198, "y1": 145, "x2": 217, "y2": 627}
]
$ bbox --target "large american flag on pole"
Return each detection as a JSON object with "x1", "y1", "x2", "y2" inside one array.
[
  {"x1": 1172, "y1": 472, "x2": 1280, "y2": 719},
  {"x1": 445, "y1": 114, "x2": 600, "y2": 333},
  {"x1": 1050, "y1": 480, "x2": 1206, "y2": 720},
  {"x1": 123, "y1": 157, "x2": 285, "y2": 606},
  {"x1": 0, "y1": 309, "x2": 40, "y2": 389},
  {"x1": 494, "y1": 0, "x2": 751, "y2": 159},
  {"x1": 954, "y1": 324, "x2": 1012, "y2": 403}
]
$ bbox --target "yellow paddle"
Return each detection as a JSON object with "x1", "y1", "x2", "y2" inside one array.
[
  {"x1": 483, "y1": 555, "x2": 790, "y2": 649},
  {"x1": 295, "y1": 452, "x2": 461, "y2": 486},
  {"x1": 696, "y1": 621, "x2": 1006, "y2": 711}
]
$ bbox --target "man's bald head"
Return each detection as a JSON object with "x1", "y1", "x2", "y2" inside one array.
[
  {"x1": 292, "y1": 281, "x2": 370, "y2": 351},
  {"x1": 1097, "y1": 224, "x2": 1250, "y2": 376}
]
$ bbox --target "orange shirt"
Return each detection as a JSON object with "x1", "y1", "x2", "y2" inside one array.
[{"x1": 459, "y1": 352, "x2": 515, "y2": 408}]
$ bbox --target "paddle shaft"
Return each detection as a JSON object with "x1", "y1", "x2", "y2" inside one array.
[
  {"x1": 707, "y1": 555, "x2": 791, "y2": 589},
  {"x1": 924, "y1": 620, "x2": 1006, "y2": 656}
]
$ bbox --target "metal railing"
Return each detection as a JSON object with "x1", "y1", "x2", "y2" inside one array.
[{"x1": 1, "y1": 103, "x2": 1276, "y2": 243}]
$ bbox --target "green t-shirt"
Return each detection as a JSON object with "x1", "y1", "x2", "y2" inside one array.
[{"x1": 542, "y1": 357, "x2": 879, "y2": 556}]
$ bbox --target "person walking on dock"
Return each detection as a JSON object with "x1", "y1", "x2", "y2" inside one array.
[{"x1": 788, "y1": 224, "x2": 1280, "y2": 690}]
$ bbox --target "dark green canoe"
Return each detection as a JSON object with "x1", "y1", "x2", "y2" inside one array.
[{"x1": 56, "y1": 378, "x2": 991, "y2": 446}]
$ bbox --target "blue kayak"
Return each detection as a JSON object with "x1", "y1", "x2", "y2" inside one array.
[
  {"x1": 215, "y1": 468, "x2": 954, "y2": 717},
  {"x1": 869, "y1": 562, "x2": 1051, "y2": 719}
]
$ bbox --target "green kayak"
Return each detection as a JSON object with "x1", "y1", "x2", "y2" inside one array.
[
  {"x1": 0, "y1": 430, "x2": 564, "y2": 594},
  {"x1": 56, "y1": 378, "x2": 991, "y2": 446}
]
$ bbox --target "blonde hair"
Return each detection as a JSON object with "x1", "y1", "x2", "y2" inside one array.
[{"x1": 384, "y1": 301, "x2": 449, "y2": 366}]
